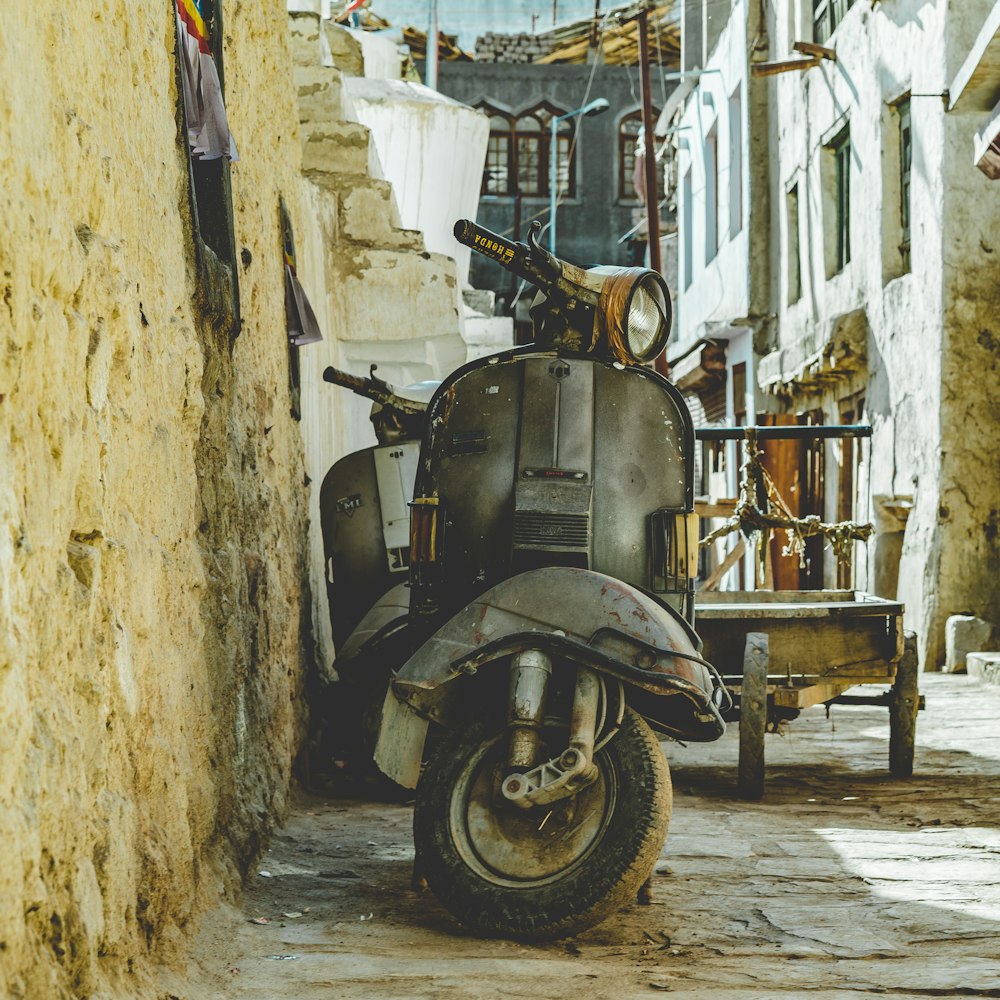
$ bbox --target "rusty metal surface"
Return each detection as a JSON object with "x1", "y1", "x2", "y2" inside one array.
[
  {"x1": 411, "y1": 351, "x2": 696, "y2": 622},
  {"x1": 391, "y1": 566, "x2": 724, "y2": 740}
]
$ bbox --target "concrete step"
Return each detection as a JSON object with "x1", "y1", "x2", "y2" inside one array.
[
  {"x1": 331, "y1": 248, "x2": 460, "y2": 343},
  {"x1": 288, "y1": 10, "x2": 331, "y2": 71},
  {"x1": 338, "y1": 179, "x2": 423, "y2": 251},
  {"x1": 968, "y1": 651, "x2": 1000, "y2": 687},
  {"x1": 295, "y1": 66, "x2": 347, "y2": 125},
  {"x1": 300, "y1": 120, "x2": 380, "y2": 184}
]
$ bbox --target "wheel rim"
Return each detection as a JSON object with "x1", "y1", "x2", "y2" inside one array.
[{"x1": 449, "y1": 731, "x2": 617, "y2": 887}]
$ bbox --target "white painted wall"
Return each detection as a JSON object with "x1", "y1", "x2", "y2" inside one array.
[
  {"x1": 345, "y1": 78, "x2": 490, "y2": 285},
  {"x1": 763, "y1": 0, "x2": 1000, "y2": 665},
  {"x1": 676, "y1": 0, "x2": 751, "y2": 346}
]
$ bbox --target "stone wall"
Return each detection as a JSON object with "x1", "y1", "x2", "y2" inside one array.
[{"x1": 0, "y1": 3, "x2": 315, "y2": 996}]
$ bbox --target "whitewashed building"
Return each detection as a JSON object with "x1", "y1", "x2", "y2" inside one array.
[{"x1": 671, "y1": 0, "x2": 1000, "y2": 669}]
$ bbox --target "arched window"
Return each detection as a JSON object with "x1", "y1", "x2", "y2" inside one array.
[
  {"x1": 618, "y1": 109, "x2": 659, "y2": 201},
  {"x1": 482, "y1": 108, "x2": 513, "y2": 196},
  {"x1": 479, "y1": 103, "x2": 575, "y2": 198}
]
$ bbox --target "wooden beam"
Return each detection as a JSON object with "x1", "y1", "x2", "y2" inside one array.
[
  {"x1": 751, "y1": 57, "x2": 820, "y2": 78},
  {"x1": 700, "y1": 537, "x2": 746, "y2": 592},
  {"x1": 793, "y1": 40, "x2": 837, "y2": 61},
  {"x1": 695, "y1": 498, "x2": 738, "y2": 519}
]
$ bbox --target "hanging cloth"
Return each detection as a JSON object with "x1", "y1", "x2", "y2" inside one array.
[
  {"x1": 175, "y1": 0, "x2": 239, "y2": 161},
  {"x1": 284, "y1": 259, "x2": 323, "y2": 347}
]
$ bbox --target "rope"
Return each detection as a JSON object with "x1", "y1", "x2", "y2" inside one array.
[{"x1": 699, "y1": 429, "x2": 874, "y2": 574}]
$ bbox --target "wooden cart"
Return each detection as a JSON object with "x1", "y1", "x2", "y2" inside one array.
[{"x1": 694, "y1": 590, "x2": 919, "y2": 799}]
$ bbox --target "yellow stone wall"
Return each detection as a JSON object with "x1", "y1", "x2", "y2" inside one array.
[{"x1": 0, "y1": 3, "x2": 315, "y2": 996}]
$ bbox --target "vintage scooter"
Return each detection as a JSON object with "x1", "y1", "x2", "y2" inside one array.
[
  {"x1": 316, "y1": 367, "x2": 433, "y2": 772},
  {"x1": 353, "y1": 219, "x2": 730, "y2": 940}
]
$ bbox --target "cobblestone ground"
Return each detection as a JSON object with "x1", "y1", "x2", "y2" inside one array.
[{"x1": 179, "y1": 675, "x2": 1000, "y2": 999}]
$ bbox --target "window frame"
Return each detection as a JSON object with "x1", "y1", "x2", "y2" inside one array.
[
  {"x1": 823, "y1": 123, "x2": 851, "y2": 276},
  {"x1": 833, "y1": 128, "x2": 851, "y2": 272},
  {"x1": 728, "y1": 84, "x2": 743, "y2": 239},
  {"x1": 479, "y1": 102, "x2": 576, "y2": 200},
  {"x1": 705, "y1": 123, "x2": 719, "y2": 264},
  {"x1": 898, "y1": 97, "x2": 912, "y2": 270},
  {"x1": 786, "y1": 181, "x2": 801, "y2": 304},
  {"x1": 616, "y1": 108, "x2": 660, "y2": 202},
  {"x1": 682, "y1": 166, "x2": 693, "y2": 289},
  {"x1": 812, "y1": 0, "x2": 857, "y2": 44}
]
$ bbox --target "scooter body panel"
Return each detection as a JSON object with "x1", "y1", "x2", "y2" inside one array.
[
  {"x1": 409, "y1": 351, "x2": 697, "y2": 626},
  {"x1": 320, "y1": 442, "x2": 417, "y2": 649}
]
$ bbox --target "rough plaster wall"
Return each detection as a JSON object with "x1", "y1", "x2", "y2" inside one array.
[
  {"x1": 936, "y1": 106, "x2": 1000, "y2": 658},
  {"x1": 0, "y1": 4, "x2": 310, "y2": 997}
]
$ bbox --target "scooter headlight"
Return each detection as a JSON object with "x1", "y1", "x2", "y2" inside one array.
[
  {"x1": 595, "y1": 267, "x2": 672, "y2": 364},
  {"x1": 625, "y1": 278, "x2": 671, "y2": 361}
]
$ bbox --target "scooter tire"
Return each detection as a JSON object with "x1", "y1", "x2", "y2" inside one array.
[{"x1": 413, "y1": 708, "x2": 671, "y2": 940}]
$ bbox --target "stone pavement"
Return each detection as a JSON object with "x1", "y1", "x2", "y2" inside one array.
[{"x1": 179, "y1": 675, "x2": 1000, "y2": 999}]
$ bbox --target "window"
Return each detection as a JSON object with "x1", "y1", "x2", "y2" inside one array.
[
  {"x1": 786, "y1": 183, "x2": 801, "y2": 304},
  {"x1": 479, "y1": 104, "x2": 574, "y2": 199},
  {"x1": 728, "y1": 85, "x2": 743, "y2": 238},
  {"x1": 898, "y1": 97, "x2": 912, "y2": 271},
  {"x1": 682, "y1": 167, "x2": 693, "y2": 289},
  {"x1": 617, "y1": 109, "x2": 659, "y2": 201},
  {"x1": 705, "y1": 125, "x2": 719, "y2": 263},
  {"x1": 812, "y1": 0, "x2": 857, "y2": 44},
  {"x1": 483, "y1": 115, "x2": 511, "y2": 195},
  {"x1": 823, "y1": 125, "x2": 851, "y2": 276},
  {"x1": 174, "y1": 0, "x2": 240, "y2": 334}
]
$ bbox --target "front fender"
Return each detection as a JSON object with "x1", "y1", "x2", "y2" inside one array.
[{"x1": 391, "y1": 566, "x2": 726, "y2": 742}]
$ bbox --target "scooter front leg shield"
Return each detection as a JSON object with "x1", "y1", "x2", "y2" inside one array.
[{"x1": 388, "y1": 566, "x2": 727, "y2": 743}]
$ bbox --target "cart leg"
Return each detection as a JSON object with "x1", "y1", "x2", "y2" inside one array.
[
  {"x1": 738, "y1": 632, "x2": 768, "y2": 800},
  {"x1": 889, "y1": 631, "x2": 918, "y2": 778}
]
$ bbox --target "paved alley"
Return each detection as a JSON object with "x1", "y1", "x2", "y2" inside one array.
[{"x1": 178, "y1": 675, "x2": 1000, "y2": 1000}]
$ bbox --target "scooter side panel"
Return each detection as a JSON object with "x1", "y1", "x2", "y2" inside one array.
[
  {"x1": 425, "y1": 361, "x2": 523, "y2": 596},
  {"x1": 320, "y1": 449, "x2": 388, "y2": 648}
]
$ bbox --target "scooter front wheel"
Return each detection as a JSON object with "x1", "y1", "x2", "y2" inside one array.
[{"x1": 413, "y1": 709, "x2": 671, "y2": 939}]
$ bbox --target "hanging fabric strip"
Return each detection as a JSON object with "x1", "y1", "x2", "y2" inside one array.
[
  {"x1": 335, "y1": 0, "x2": 368, "y2": 22},
  {"x1": 284, "y1": 263, "x2": 323, "y2": 346},
  {"x1": 175, "y1": 0, "x2": 239, "y2": 161}
]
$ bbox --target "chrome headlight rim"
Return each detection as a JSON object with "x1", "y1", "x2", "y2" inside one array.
[{"x1": 623, "y1": 271, "x2": 671, "y2": 363}]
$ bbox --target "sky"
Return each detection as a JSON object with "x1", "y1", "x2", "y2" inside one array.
[{"x1": 369, "y1": 1, "x2": 605, "y2": 50}]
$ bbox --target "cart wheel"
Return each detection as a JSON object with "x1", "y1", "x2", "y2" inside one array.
[
  {"x1": 738, "y1": 632, "x2": 768, "y2": 800},
  {"x1": 889, "y1": 631, "x2": 918, "y2": 777}
]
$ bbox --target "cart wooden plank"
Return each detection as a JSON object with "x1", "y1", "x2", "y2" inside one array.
[{"x1": 694, "y1": 591, "x2": 904, "y2": 682}]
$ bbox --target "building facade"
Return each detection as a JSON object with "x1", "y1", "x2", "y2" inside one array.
[
  {"x1": 672, "y1": 0, "x2": 1000, "y2": 668},
  {"x1": 436, "y1": 61, "x2": 671, "y2": 316}
]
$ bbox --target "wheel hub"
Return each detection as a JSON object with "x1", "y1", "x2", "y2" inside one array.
[{"x1": 454, "y1": 735, "x2": 614, "y2": 885}]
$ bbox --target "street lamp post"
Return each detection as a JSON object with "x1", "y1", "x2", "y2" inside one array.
[{"x1": 549, "y1": 97, "x2": 609, "y2": 252}]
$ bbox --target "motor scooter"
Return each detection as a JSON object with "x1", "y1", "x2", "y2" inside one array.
[
  {"x1": 315, "y1": 367, "x2": 433, "y2": 774},
  {"x1": 343, "y1": 219, "x2": 729, "y2": 939}
]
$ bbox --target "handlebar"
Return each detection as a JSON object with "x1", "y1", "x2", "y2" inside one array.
[
  {"x1": 322, "y1": 364, "x2": 426, "y2": 417},
  {"x1": 454, "y1": 219, "x2": 601, "y2": 307}
]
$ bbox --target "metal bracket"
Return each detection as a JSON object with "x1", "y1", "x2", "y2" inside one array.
[{"x1": 501, "y1": 746, "x2": 598, "y2": 810}]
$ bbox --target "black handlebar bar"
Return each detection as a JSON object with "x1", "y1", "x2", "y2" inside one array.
[{"x1": 454, "y1": 219, "x2": 602, "y2": 308}]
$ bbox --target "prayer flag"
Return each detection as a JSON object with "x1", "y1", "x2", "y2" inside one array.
[{"x1": 175, "y1": 0, "x2": 239, "y2": 161}]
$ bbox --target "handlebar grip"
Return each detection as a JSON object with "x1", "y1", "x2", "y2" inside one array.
[
  {"x1": 323, "y1": 366, "x2": 367, "y2": 392},
  {"x1": 453, "y1": 219, "x2": 523, "y2": 270}
]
